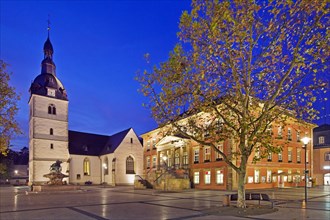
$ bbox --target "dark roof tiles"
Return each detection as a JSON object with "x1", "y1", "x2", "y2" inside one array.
[{"x1": 69, "y1": 128, "x2": 137, "y2": 156}]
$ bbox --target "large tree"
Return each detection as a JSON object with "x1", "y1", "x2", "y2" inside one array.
[
  {"x1": 0, "y1": 60, "x2": 21, "y2": 156},
  {"x1": 137, "y1": 0, "x2": 329, "y2": 208}
]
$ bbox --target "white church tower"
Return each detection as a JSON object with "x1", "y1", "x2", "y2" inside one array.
[{"x1": 28, "y1": 30, "x2": 69, "y2": 185}]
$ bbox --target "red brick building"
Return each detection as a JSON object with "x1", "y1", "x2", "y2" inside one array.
[{"x1": 141, "y1": 119, "x2": 315, "y2": 190}]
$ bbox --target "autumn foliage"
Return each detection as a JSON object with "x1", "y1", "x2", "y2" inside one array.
[{"x1": 137, "y1": 0, "x2": 329, "y2": 208}]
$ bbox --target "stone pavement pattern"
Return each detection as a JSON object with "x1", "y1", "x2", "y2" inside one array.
[{"x1": 0, "y1": 186, "x2": 329, "y2": 220}]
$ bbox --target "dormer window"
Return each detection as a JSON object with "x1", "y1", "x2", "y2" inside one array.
[
  {"x1": 319, "y1": 136, "x2": 325, "y2": 144},
  {"x1": 83, "y1": 145, "x2": 88, "y2": 151}
]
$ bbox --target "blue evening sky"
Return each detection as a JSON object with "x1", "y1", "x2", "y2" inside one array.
[
  {"x1": 1, "y1": 0, "x2": 191, "y2": 151},
  {"x1": 1, "y1": 1, "x2": 329, "y2": 152}
]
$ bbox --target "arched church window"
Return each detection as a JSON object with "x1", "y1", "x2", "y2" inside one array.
[
  {"x1": 112, "y1": 158, "x2": 116, "y2": 171},
  {"x1": 83, "y1": 158, "x2": 90, "y2": 176},
  {"x1": 103, "y1": 157, "x2": 109, "y2": 175},
  {"x1": 126, "y1": 156, "x2": 135, "y2": 174},
  {"x1": 50, "y1": 128, "x2": 53, "y2": 135},
  {"x1": 48, "y1": 104, "x2": 56, "y2": 115}
]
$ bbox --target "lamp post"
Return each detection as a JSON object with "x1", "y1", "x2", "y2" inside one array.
[
  {"x1": 162, "y1": 155, "x2": 167, "y2": 191},
  {"x1": 301, "y1": 137, "x2": 310, "y2": 203}
]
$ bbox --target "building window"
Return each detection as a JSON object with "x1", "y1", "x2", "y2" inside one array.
[
  {"x1": 278, "y1": 151, "x2": 283, "y2": 162},
  {"x1": 103, "y1": 157, "x2": 109, "y2": 175},
  {"x1": 152, "y1": 138, "x2": 156, "y2": 149},
  {"x1": 216, "y1": 170, "x2": 224, "y2": 184},
  {"x1": 267, "y1": 152, "x2": 272, "y2": 162},
  {"x1": 277, "y1": 126, "x2": 282, "y2": 138},
  {"x1": 266, "y1": 170, "x2": 272, "y2": 183},
  {"x1": 288, "y1": 148, "x2": 292, "y2": 162},
  {"x1": 183, "y1": 151, "x2": 188, "y2": 165},
  {"x1": 50, "y1": 128, "x2": 53, "y2": 135},
  {"x1": 83, "y1": 145, "x2": 88, "y2": 151},
  {"x1": 297, "y1": 149, "x2": 301, "y2": 163},
  {"x1": 194, "y1": 171, "x2": 200, "y2": 184},
  {"x1": 216, "y1": 144, "x2": 223, "y2": 161},
  {"x1": 146, "y1": 141, "x2": 150, "y2": 151},
  {"x1": 167, "y1": 153, "x2": 172, "y2": 167},
  {"x1": 83, "y1": 158, "x2": 90, "y2": 176},
  {"x1": 288, "y1": 169, "x2": 292, "y2": 182},
  {"x1": 112, "y1": 158, "x2": 116, "y2": 171},
  {"x1": 152, "y1": 156, "x2": 157, "y2": 168},
  {"x1": 297, "y1": 131, "x2": 300, "y2": 142},
  {"x1": 48, "y1": 104, "x2": 56, "y2": 115},
  {"x1": 194, "y1": 148, "x2": 199, "y2": 163},
  {"x1": 319, "y1": 136, "x2": 325, "y2": 144},
  {"x1": 254, "y1": 170, "x2": 260, "y2": 183},
  {"x1": 130, "y1": 138, "x2": 133, "y2": 144},
  {"x1": 50, "y1": 143, "x2": 54, "y2": 149},
  {"x1": 325, "y1": 152, "x2": 330, "y2": 161},
  {"x1": 288, "y1": 128, "x2": 292, "y2": 141},
  {"x1": 266, "y1": 124, "x2": 273, "y2": 135},
  {"x1": 204, "y1": 147, "x2": 210, "y2": 162},
  {"x1": 146, "y1": 156, "x2": 150, "y2": 169},
  {"x1": 175, "y1": 152, "x2": 180, "y2": 168},
  {"x1": 126, "y1": 156, "x2": 135, "y2": 174},
  {"x1": 216, "y1": 118, "x2": 224, "y2": 133},
  {"x1": 205, "y1": 170, "x2": 211, "y2": 184},
  {"x1": 255, "y1": 148, "x2": 260, "y2": 160}
]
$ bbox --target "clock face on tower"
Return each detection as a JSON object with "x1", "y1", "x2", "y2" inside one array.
[{"x1": 47, "y1": 88, "x2": 56, "y2": 97}]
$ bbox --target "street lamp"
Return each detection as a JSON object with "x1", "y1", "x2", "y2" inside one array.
[
  {"x1": 301, "y1": 136, "x2": 310, "y2": 203},
  {"x1": 162, "y1": 155, "x2": 167, "y2": 191}
]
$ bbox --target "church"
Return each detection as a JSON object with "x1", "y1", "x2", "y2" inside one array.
[{"x1": 28, "y1": 33, "x2": 143, "y2": 186}]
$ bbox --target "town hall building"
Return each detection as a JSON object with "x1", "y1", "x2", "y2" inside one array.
[{"x1": 28, "y1": 33, "x2": 143, "y2": 186}]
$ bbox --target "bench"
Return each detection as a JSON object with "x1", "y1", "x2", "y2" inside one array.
[{"x1": 224, "y1": 193, "x2": 276, "y2": 208}]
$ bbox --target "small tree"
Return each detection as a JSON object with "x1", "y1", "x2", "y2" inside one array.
[
  {"x1": 137, "y1": 0, "x2": 329, "y2": 208},
  {"x1": 0, "y1": 60, "x2": 21, "y2": 156}
]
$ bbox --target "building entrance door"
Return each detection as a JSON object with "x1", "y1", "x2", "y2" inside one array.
[{"x1": 324, "y1": 173, "x2": 330, "y2": 185}]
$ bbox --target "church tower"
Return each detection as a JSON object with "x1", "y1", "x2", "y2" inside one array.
[{"x1": 28, "y1": 29, "x2": 69, "y2": 185}]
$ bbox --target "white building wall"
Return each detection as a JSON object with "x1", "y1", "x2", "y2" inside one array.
[
  {"x1": 113, "y1": 129, "x2": 143, "y2": 185},
  {"x1": 69, "y1": 155, "x2": 101, "y2": 184},
  {"x1": 100, "y1": 154, "x2": 115, "y2": 184},
  {"x1": 29, "y1": 94, "x2": 69, "y2": 185}
]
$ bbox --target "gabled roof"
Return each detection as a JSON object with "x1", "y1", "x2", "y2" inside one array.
[
  {"x1": 314, "y1": 124, "x2": 330, "y2": 132},
  {"x1": 68, "y1": 128, "x2": 137, "y2": 156},
  {"x1": 69, "y1": 130, "x2": 109, "y2": 156},
  {"x1": 100, "y1": 128, "x2": 132, "y2": 155}
]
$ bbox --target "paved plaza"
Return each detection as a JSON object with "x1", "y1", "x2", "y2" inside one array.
[{"x1": 0, "y1": 185, "x2": 329, "y2": 220}]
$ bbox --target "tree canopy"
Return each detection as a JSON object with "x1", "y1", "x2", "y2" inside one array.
[
  {"x1": 137, "y1": 0, "x2": 329, "y2": 208},
  {"x1": 0, "y1": 60, "x2": 21, "y2": 156}
]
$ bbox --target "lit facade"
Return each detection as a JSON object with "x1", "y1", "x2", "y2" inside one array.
[
  {"x1": 141, "y1": 117, "x2": 315, "y2": 190},
  {"x1": 28, "y1": 34, "x2": 143, "y2": 185}
]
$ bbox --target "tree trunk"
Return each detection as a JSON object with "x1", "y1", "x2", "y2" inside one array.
[{"x1": 237, "y1": 171, "x2": 246, "y2": 208}]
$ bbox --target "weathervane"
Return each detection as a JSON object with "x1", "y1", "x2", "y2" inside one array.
[{"x1": 47, "y1": 14, "x2": 51, "y2": 38}]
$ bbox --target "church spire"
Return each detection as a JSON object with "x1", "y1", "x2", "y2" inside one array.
[{"x1": 41, "y1": 17, "x2": 56, "y2": 75}]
